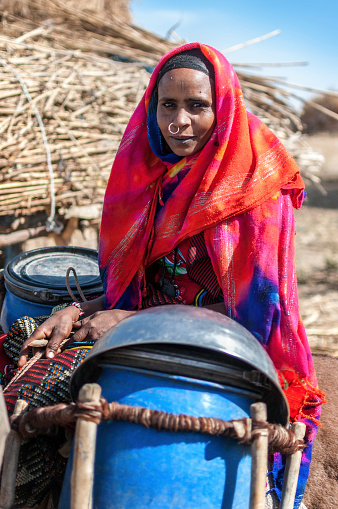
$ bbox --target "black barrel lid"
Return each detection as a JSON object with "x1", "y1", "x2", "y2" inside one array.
[{"x1": 4, "y1": 246, "x2": 103, "y2": 303}]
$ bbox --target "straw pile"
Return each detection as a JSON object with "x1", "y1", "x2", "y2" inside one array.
[
  {"x1": 0, "y1": 0, "x2": 173, "y2": 63},
  {"x1": 0, "y1": 3, "x2": 173, "y2": 230},
  {"x1": 1, "y1": 0, "x2": 132, "y2": 28},
  {"x1": 0, "y1": 40, "x2": 151, "y2": 219},
  {"x1": 0, "y1": 0, "x2": 329, "y2": 234}
]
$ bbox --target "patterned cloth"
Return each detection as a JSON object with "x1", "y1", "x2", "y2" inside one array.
[
  {"x1": 1, "y1": 316, "x2": 94, "y2": 508},
  {"x1": 98, "y1": 42, "x2": 324, "y2": 507},
  {"x1": 142, "y1": 232, "x2": 223, "y2": 308}
]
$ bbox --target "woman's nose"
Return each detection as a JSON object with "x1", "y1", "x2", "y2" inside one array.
[{"x1": 174, "y1": 107, "x2": 190, "y2": 127}]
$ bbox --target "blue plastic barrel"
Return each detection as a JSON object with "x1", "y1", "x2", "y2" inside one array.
[
  {"x1": 0, "y1": 291, "x2": 55, "y2": 331},
  {"x1": 59, "y1": 364, "x2": 256, "y2": 509},
  {"x1": 0, "y1": 246, "x2": 103, "y2": 332}
]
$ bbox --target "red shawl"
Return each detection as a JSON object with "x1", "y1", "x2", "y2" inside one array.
[{"x1": 99, "y1": 42, "x2": 304, "y2": 310}]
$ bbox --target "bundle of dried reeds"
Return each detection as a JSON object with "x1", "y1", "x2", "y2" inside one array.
[
  {"x1": 0, "y1": 0, "x2": 132, "y2": 26},
  {"x1": 0, "y1": 0, "x2": 173, "y2": 63},
  {"x1": 0, "y1": 36, "x2": 150, "y2": 220}
]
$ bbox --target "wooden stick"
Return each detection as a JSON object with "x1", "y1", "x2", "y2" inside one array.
[
  {"x1": 250, "y1": 402, "x2": 268, "y2": 509},
  {"x1": 303, "y1": 101, "x2": 338, "y2": 121},
  {"x1": 223, "y1": 30, "x2": 281, "y2": 54},
  {"x1": 280, "y1": 422, "x2": 306, "y2": 509},
  {"x1": 70, "y1": 383, "x2": 102, "y2": 509},
  {"x1": 0, "y1": 387, "x2": 10, "y2": 471},
  {"x1": 14, "y1": 27, "x2": 49, "y2": 44},
  {"x1": 30, "y1": 339, "x2": 49, "y2": 357},
  {"x1": 0, "y1": 226, "x2": 46, "y2": 248},
  {"x1": 29, "y1": 339, "x2": 49, "y2": 348},
  {"x1": 0, "y1": 399, "x2": 28, "y2": 509}
]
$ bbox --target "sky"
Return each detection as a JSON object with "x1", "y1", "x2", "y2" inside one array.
[{"x1": 131, "y1": 0, "x2": 338, "y2": 106}]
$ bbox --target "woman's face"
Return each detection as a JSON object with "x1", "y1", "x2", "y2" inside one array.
[{"x1": 157, "y1": 68, "x2": 216, "y2": 157}]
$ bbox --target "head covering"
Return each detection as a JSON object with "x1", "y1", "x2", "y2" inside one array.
[
  {"x1": 147, "y1": 48, "x2": 215, "y2": 164},
  {"x1": 157, "y1": 48, "x2": 215, "y2": 82},
  {"x1": 99, "y1": 42, "x2": 304, "y2": 311}
]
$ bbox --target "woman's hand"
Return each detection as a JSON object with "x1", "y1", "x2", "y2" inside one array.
[
  {"x1": 71, "y1": 309, "x2": 135, "y2": 342},
  {"x1": 18, "y1": 308, "x2": 135, "y2": 368},
  {"x1": 18, "y1": 305, "x2": 80, "y2": 368}
]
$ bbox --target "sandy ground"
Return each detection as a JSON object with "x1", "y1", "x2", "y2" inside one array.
[{"x1": 295, "y1": 182, "x2": 338, "y2": 356}]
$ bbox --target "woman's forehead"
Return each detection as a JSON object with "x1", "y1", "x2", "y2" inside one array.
[{"x1": 157, "y1": 68, "x2": 214, "y2": 96}]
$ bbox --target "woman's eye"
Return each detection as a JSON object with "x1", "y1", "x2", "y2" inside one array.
[
  {"x1": 162, "y1": 102, "x2": 175, "y2": 108},
  {"x1": 191, "y1": 102, "x2": 207, "y2": 109}
]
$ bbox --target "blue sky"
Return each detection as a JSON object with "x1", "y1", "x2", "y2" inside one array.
[{"x1": 131, "y1": 0, "x2": 338, "y2": 104}]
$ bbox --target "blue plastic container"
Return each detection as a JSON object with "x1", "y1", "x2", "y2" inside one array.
[
  {"x1": 0, "y1": 291, "x2": 55, "y2": 332},
  {"x1": 0, "y1": 246, "x2": 103, "y2": 332},
  {"x1": 59, "y1": 364, "x2": 256, "y2": 509}
]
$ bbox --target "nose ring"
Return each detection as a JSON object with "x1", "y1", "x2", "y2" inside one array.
[{"x1": 168, "y1": 123, "x2": 180, "y2": 135}]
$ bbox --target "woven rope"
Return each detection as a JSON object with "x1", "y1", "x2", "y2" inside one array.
[
  {"x1": 11, "y1": 397, "x2": 304, "y2": 455},
  {"x1": 65, "y1": 267, "x2": 88, "y2": 303}
]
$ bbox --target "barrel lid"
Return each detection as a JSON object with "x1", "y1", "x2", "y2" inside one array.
[
  {"x1": 5, "y1": 246, "x2": 103, "y2": 303},
  {"x1": 71, "y1": 305, "x2": 289, "y2": 425}
]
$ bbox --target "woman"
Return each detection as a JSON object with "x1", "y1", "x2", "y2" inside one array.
[{"x1": 8, "y1": 43, "x2": 323, "y2": 507}]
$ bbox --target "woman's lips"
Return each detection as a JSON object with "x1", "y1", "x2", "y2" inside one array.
[{"x1": 170, "y1": 136, "x2": 195, "y2": 144}]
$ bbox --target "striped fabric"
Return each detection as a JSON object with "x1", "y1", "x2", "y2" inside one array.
[{"x1": 186, "y1": 232, "x2": 220, "y2": 298}]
